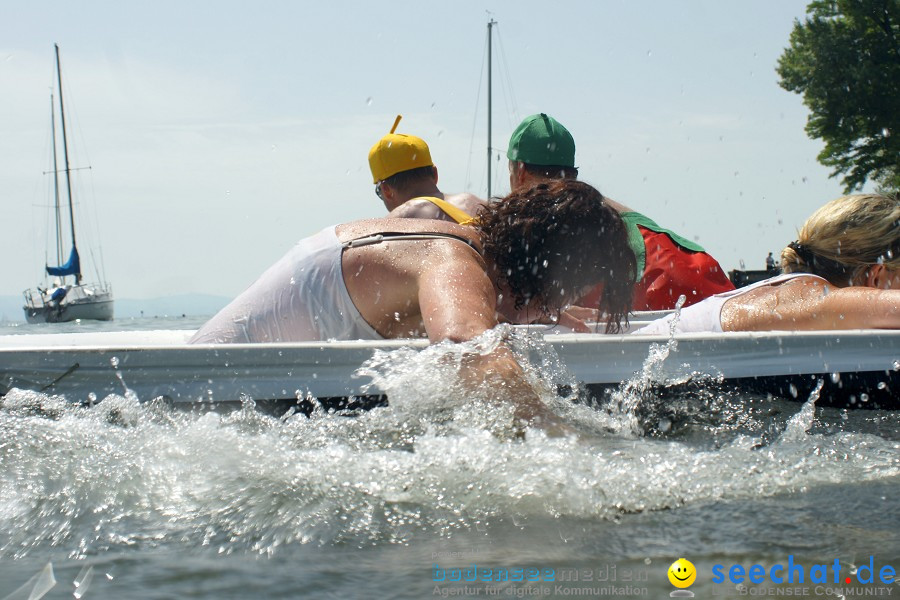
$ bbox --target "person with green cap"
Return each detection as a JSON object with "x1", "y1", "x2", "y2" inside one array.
[
  {"x1": 506, "y1": 113, "x2": 735, "y2": 311},
  {"x1": 369, "y1": 115, "x2": 484, "y2": 224}
]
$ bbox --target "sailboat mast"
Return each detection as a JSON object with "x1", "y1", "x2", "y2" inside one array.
[
  {"x1": 487, "y1": 19, "x2": 496, "y2": 199},
  {"x1": 55, "y1": 43, "x2": 80, "y2": 284},
  {"x1": 50, "y1": 93, "x2": 64, "y2": 266}
]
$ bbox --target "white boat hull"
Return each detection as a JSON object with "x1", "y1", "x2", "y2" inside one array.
[
  {"x1": 1, "y1": 328, "x2": 897, "y2": 409},
  {"x1": 23, "y1": 285, "x2": 114, "y2": 324}
]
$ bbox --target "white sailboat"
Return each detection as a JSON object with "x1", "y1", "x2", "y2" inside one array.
[{"x1": 23, "y1": 44, "x2": 113, "y2": 324}]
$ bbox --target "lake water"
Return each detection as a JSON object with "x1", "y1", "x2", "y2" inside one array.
[{"x1": 0, "y1": 318, "x2": 898, "y2": 599}]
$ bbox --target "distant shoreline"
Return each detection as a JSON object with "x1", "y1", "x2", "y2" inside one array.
[{"x1": 0, "y1": 293, "x2": 229, "y2": 325}]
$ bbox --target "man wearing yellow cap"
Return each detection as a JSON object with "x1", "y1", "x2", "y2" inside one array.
[{"x1": 368, "y1": 116, "x2": 484, "y2": 223}]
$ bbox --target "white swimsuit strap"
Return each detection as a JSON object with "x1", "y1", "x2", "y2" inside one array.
[{"x1": 342, "y1": 231, "x2": 480, "y2": 253}]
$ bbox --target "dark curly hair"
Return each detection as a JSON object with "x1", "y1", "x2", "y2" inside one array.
[{"x1": 474, "y1": 179, "x2": 635, "y2": 333}]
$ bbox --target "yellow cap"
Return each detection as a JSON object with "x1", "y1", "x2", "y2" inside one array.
[{"x1": 367, "y1": 115, "x2": 433, "y2": 183}]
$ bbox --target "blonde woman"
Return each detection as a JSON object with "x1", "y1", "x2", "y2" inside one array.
[{"x1": 636, "y1": 194, "x2": 900, "y2": 334}]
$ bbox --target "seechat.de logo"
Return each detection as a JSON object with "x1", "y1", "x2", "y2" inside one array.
[
  {"x1": 710, "y1": 555, "x2": 896, "y2": 586},
  {"x1": 668, "y1": 558, "x2": 696, "y2": 598}
]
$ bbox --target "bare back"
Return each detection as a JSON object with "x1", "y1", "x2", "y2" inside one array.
[{"x1": 338, "y1": 218, "x2": 497, "y2": 342}]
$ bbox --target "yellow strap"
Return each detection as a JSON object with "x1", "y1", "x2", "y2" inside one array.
[{"x1": 415, "y1": 196, "x2": 476, "y2": 225}]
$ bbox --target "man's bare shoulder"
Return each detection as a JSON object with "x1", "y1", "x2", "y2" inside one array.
[
  {"x1": 388, "y1": 199, "x2": 451, "y2": 221},
  {"x1": 598, "y1": 195, "x2": 631, "y2": 213},
  {"x1": 444, "y1": 193, "x2": 488, "y2": 215}
]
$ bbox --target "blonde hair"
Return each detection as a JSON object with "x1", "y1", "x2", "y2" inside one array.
[{"x1": 781, "y1": 194, "x2": 900, "y2": 286}]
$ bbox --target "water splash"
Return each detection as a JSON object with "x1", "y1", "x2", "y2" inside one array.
[
  {"x1": 72, "y1": 565, "x2": 93, "y2": 599},
  {"x1": 782, "y1": 379, "x2": 824, "y2": 441},
  {"x1": 0, "y1": 328, "x2": 897, "y2": 558},
  {"x1": 1, "y1": 562, "x2": 56, "y2": 600},
  {"x1": 109, "y1": 355, "x2": 139, "y2": 403},
  {"x1": 604, "y1": 295, "x2": 688, "y2": 435}
]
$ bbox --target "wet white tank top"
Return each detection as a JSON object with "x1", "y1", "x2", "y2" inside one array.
[
  {"x1": 632, "y1": 273, "x2": 827, "y2": 335},
  {"x1": 190, "y1": 226, "x2": 478, "y2": 343},
  {"x1": 190, "y1": 226, "x2": 383, "y2": 343}
]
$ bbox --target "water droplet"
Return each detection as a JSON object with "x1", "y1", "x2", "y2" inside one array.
[
  {"x1": 644, "y1": 558, "x2": 652, "y2": 565},
  {"x1": 789, "y1": 383, "x2": 798, "y2": 398},
  {"x1": 647, "y1": 50, "x2": 652, "y2": 57},
  {"x1": 366, "y1": 97, "x2": 373, "y2": 106},
  {"x1": 892, "y1": 360, "x2": 900, "y2": 371},
  {"x1": 882, "y1": 127, "x2": 890, "y2": 137},
  {"x1": 110, "y1": 356, "x2": 119, "y2": 368},
  {"x1": 830, "y1": 372, "x2": 841, "y2": 384}
]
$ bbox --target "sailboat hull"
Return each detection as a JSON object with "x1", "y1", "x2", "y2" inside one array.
[{"x1": 23, "y1": 284, "x2": 114, "y2": 324}]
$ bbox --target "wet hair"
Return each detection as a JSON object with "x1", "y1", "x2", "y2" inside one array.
[
  {"x1": 780, "y1": 193, "x2": 900, "y2": 286},
  {"x1": 474, "y1": 179, "x2": 635, "y2": 332},
  {"x1": 382, "y1": 166, "x2": 435, "y2": 193},
  {"x1": 520, "y1": 162, "x2": 579, "y2": 180}
]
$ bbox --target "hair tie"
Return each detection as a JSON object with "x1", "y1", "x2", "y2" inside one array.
[{"x1": 787, "y1": 240, "x2": 814, "y2": 264}]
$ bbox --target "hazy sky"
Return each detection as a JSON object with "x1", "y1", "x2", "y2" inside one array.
[{"x1": 2, "y1": 1, "x2": 861, "y2": 300}]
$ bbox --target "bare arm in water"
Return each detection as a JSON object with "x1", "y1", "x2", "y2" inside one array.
[
  {"x1": 721, "y1": 277, "x2": 900, "y2": 331},
  {"x1": 340, "y1": 224, "x2": 566, "y2": 432},
  {"x1": 415, "y1": 242, "x2": 565, "y2": 430}
]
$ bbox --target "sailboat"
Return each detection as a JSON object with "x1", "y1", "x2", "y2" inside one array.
[{"x1": 22, "y1": 44, "x2": 114, "y2": 324}]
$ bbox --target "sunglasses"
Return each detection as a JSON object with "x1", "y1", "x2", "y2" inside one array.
[{"x1": 375, "y1": 182, "x2": 384, "y2": 200}]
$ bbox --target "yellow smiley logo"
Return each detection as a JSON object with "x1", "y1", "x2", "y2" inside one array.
[{"x1": 668, "y1": 558, "x2": 697, "y2": 588}]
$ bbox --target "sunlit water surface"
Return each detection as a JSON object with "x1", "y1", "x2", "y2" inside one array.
[{"x1": 0, "y1": 318, "x2": 897, "y2": 599}]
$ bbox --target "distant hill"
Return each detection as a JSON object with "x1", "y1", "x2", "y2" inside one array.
[{"x1": 0, "y1": 293, "x2": 229, "y2": 324}]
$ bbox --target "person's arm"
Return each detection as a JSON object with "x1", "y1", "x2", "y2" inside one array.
[
  {"x1": 416, "y1": 245, "x2": 567, "y2": 431},
  {"x1": 722, "y1": 279, "x2": 900, "y2": 331}
]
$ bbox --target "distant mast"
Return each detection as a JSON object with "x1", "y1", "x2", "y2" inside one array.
[
  {"x1": 487, "y1": 18, "x2": 496, "y2": 199},
  {"x1": 50, "y1": 93, "x2": 64, "y2": 266},
  {"x1": 55, "y1": 43, "x2": 80, "y2": 284}
]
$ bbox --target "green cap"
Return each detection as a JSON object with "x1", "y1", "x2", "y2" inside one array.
[{"x1": 506, "y1": 113, "x2": 576, "y2": 167}]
